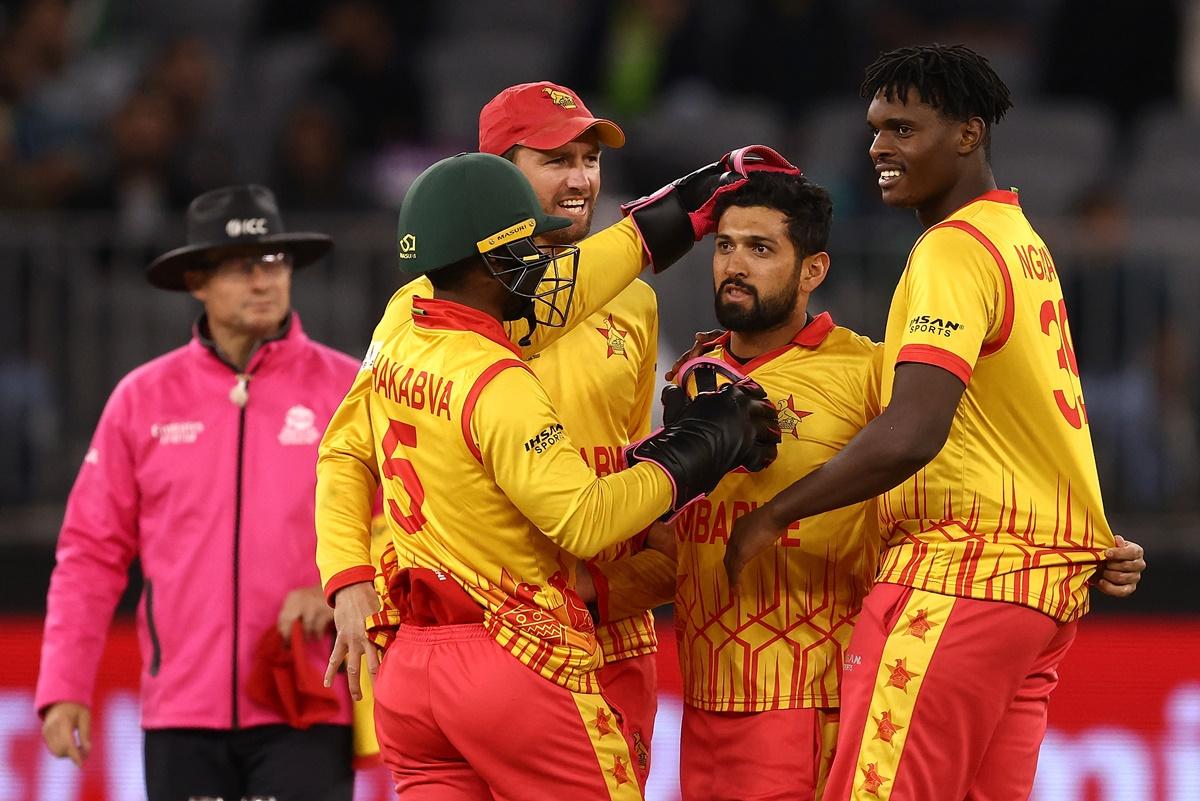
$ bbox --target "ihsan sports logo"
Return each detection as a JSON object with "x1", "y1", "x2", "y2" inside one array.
[
  {"x1": 524, "y1": 423, "x2": 565, "y2": 454},
  {"x1": 908, "y1": 314, "x2": 964, "y2": 338}
]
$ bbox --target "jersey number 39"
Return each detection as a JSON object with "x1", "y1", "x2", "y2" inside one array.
[{"x1": 1040, "y1": 299, "x2": 1088, "y2": 430}]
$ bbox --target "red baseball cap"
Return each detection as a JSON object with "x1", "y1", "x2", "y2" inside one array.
[{"x1": 478, "y1": 81, "x2": 625, "y2": 156}]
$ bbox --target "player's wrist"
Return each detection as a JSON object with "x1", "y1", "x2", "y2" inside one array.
[{"x1": 761, "y1": 499, "x2": 791, "y2": 530}]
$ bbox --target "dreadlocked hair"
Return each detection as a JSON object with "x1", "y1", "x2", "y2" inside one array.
[{"x1": 861, "y1": 44, "x2": 1013, "y2": 153}]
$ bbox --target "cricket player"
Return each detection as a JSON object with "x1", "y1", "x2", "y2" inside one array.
[
  {"x1": 358, "y1": 82, "x2": 675, "y2": 784},
  {"x1": 673, "y1": 170, "x2": 885, "y2": 801},
  {"x1": 723, "y1": 45, "x2": 1145, "y2": 800},
  {"x1": 317, "y1": 151, "x2": 783, "y2": 799}
]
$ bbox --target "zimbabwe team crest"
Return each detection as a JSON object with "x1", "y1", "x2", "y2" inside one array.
[
  {"x1": 542, "y1": 87, "x2": 577, "y2": 108},
  {"x1": 776, "y1": 395, "x2": 812, "y2": 438},
  {"x1": 595, "y1": 314, "x2": 628, "y2": 358}
]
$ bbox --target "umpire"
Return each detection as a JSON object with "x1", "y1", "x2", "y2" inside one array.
[{"x1": 37, "y1": 185, "x2": 360, "y2": 801}]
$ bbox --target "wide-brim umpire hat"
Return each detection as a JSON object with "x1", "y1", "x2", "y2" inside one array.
[{"x1": 147, "y1": 184, "x2": 333, "y2": 291}]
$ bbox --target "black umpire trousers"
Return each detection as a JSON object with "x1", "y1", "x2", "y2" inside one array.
[{"x1": 143, "y1": 724, "x2": 354, "y2": 801}]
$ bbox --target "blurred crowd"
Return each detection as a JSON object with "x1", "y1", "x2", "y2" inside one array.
[
  {"x1": 0, "y1": 0, "x2": 1189, "y2": 218},
  {"x1": 1, "y1": 0, "x2": 1198, "y2": 517}
]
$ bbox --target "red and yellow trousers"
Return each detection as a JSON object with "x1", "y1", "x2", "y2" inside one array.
[{"x1": 823, "y1": 583, "x2": 1076, "y2": 801}]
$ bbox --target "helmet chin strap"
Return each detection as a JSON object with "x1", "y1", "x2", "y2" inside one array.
[
  {"x1": 518, "y1": 305, "x2": 537, "y2": 347},
  {"x1": 483, "y1": 250, "x2": 540, "y2": 347}
]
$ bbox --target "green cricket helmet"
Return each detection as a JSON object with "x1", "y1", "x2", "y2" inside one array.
[{"x1": 396, "y1": 152, "x2": 580, "y2": 330}]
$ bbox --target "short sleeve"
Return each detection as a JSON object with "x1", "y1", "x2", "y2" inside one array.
[{"x1": 894, "y1": 224, "x2": 1003, "y2": 385}]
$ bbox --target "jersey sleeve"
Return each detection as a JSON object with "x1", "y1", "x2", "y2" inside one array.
[
  {"x1": 36, "y1": 383, "x2": 141, "y2": 713},
  {"x1": 585, "y1": 545, "x2": 676, "y2": 622},
  {"x1": 514, "y1": 217, "x2": 648, "y2": 358},
  {"x1": 895, "y1": 225, "x2": 1003, "y2": 385},
  {"x1": 315, "y1": 359, "x2": 381, "y2": 601},
  {"x1": 470, "y1": 365, "x2": 672, "y2": 558}
]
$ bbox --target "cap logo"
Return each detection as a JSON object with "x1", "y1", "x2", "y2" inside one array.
[
  {"x1": 398, "y1": 233, "x2": 417, "y2": 259},
  {"x1": 225, "y1": 218, "x2": 268, "y2": 237},
  {"x1": 542, "y1": 88, "x2": 577, "y2": 109},
  {"x1": 477, "y1": 218, "x2": 536, "y2": 253}
]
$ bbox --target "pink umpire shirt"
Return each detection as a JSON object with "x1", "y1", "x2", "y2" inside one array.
[{"x1": 36, "y1": 313, "x2": 359, "y2": 729}]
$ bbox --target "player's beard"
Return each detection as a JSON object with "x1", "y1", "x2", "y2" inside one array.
[
  {"x1": 538, "y1": 206, "x2": 594, "y2": 246},
  {"x1": 714, "y1": 274, "x2": 801, "y2": 333}
]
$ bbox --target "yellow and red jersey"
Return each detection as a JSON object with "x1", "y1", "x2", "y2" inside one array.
[
  {"x1": 877, "y1": 189, "x2": 1116, "y2": 623},
  {"x1": 318, "y1": 217, "x2": 646, "y2": 593},
  {"x1": 317, "y1": 218, "x2": 678, "y2": 692},
  {"x1": 674, "y1": 314, "x2": 886, "y2": 712},
  {"x1": 316, "y1": 295, "x2": 671, "y2": 694},
  {"x1": 351, "y1": 219, "x2": 669, "y2": 664}
]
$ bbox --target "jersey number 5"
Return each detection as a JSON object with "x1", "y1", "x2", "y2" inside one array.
[
  {"x1": 382, "y1": 419, "x2": 427, "y2": 534},
  {"x1": 1040, "y1": 299, "x2": 1087, "y2": 430}
]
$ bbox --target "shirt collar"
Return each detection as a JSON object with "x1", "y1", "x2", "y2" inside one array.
[
  {"x1": 410, "y1": 296, "x2": 520, "y2": 356},
  {"x1": 193, "y1": 311, "x2": 298, "y2": 372},
  {"x1": 711, "y1": 311, "x2": 836, "y2": 372},
  {"x1": 978, "y1": 188, "x2": 1020, "y2": 206},
  {"x1": 951, "y1": 188, "x2": 1021, "y2": 218}
]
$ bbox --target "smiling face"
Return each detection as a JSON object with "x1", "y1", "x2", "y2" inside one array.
[
  {"x1": 868, "y1": 86, "x2": 984, "y2": 220},
  {"x1": 510, "y1": 129, "x2": 601, "y2": 245},
  {"x1": 712, "y1": 205, "x2": 826, "y2": 334}
]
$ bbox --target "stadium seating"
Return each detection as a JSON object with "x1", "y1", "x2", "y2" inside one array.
[
  {"x1": 1126, "y1": 107, "x2": 1200, "y2": 218},
  {"x1": 420, "y1": 34, "x2": 564, "y2": 148},
  {"x1": 989, "y1": 102, "x2": 1115, "y2": 216}
]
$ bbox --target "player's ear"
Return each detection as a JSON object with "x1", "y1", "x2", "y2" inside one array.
[
  {"x1": 183, "y1": 269, "x2": 210, "y2": 301},
  {"x1": 798, "y1": 252, "x2": 830, "y2": 293},
  {"x1": 959, "y1": 117, "x2": 986, "y2": 156}
]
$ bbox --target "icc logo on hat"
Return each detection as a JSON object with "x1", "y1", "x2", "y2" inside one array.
[{"x1": 225, "y1": 217, "x2": 268, "y2": 237}]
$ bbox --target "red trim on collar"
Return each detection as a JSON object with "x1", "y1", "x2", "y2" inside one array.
[
  {"x1": 410, "y1": 297, "x2": 520, "y2": 356},
  {"x1": 978, "y1": 189, "x2": 1020, "y2": 206},
  {"x1": 794, "y1": 311, "x2": 836, "y2": 346},
  {"x1": 943, "y1": 189, "x2": 1022, "y2": 221},
  {"x1": 715, "y1": 311, "x2": 836, "y2": 374}
]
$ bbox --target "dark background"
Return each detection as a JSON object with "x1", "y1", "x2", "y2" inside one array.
[{"x1": 1, "y1": 0, "x2": 1196, "y2": 615}]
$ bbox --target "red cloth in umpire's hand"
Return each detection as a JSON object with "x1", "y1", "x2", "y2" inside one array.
[{"x1": 247, "y1": 619, "x2": 340, "y2": 729}]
